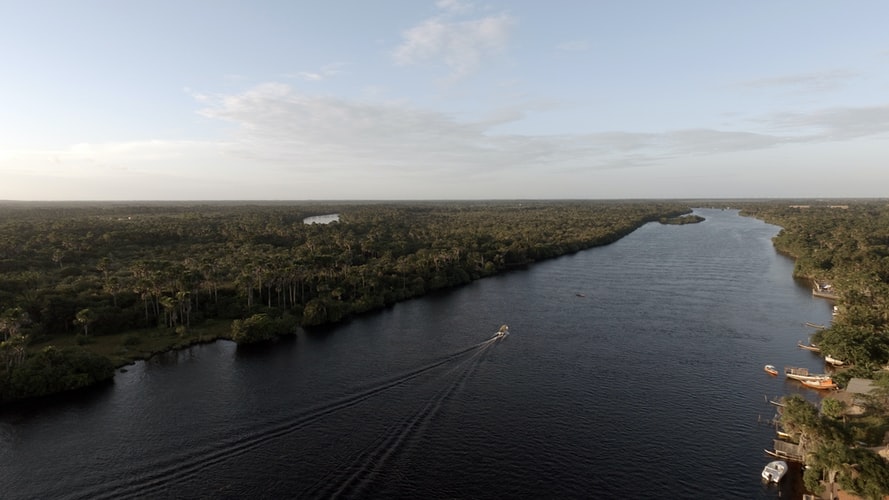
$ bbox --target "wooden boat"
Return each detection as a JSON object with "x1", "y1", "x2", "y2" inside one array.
[
  {"x1": 801, "y1": 378, "x2": 837, "y2": 390},
  {"x1": 784, "y1": 366, "x2": 831, "y2": 382},
  {"x1": 764, "y1": 364, "x2": 778, "y2": 376},
  {"x1": 762, "y1": 460, "x2": 788, "y2": 483},
  {"x1": 825, "y1": 354, "x2": 845, "y2": 366},
  {"x1": 797, "y1": 341, "x2": 821, "y2": 353},
  {"x1": 768, "y1": 398, "x2": 786, "y2": 408}
]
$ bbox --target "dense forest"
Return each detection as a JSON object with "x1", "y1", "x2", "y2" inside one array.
[
  {"x1": 741, "y1": 202, "x2": 889, "y2": 372},
  {"x1": 0, "y1": 200, "x2": 691, "y2": 402},
  {"x1": 740, "y1": 201, "x2": 889, "y2": 498}
]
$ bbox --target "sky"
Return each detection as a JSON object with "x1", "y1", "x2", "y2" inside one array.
[{"x1": 1, "y1": 0, "x2": 889, "y2": 201}]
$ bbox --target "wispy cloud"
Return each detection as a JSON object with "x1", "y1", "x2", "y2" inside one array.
[
  {"x1": 764, "y1": 104, "x2": 889, "y2": 140},
  {"x1": 435, "y1": 0, "x2": 473, "y2": 15},
  {"x1": 741, "y1": 69, "x2": 859, "y2": 93},
  {"x1": 288, "y1": 62, "x2": 346, "y2": 82},
  {"x1": 13, "y1": 83, "x2": 889, "y2": 194},
  {"x1": 9, "y1": 84, "x2": 887, "y2": 200},
  {"x1": 392, "y1": 2, "x2": 515, "y2": 80},
  {"x1": 195, "y1": 83, "x2": 889, "y2": 180}
]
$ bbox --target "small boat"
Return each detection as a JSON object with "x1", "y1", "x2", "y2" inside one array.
[
  {"x1": 801, "y1": 378, "x2": 837, "y2": 390},
  {"x1": 825, "y1": 354, "x2": 845, "y2": 366},
  {"x1": 495, "y1": 324, "x2": 509, "y2": 338},
  {"x1": 784, "y1": 366, "x2": 832, "y2": 382},
  {"x1": 764, "y1": 365, "x2": 778, "y2": 376},
  {"x1": 776, "y1": 430, "x2": 793, "y2": 440},
  {"x1": 797, "y1": 341, "x2": 821, "y2": 353},
  {"x1": 804, "y1": 322, "x2": 826, "y2": 330},
  {"x1": 768, "y1": 398, "x2": 786, "y2": 408},
  {"x1": 762, "y1": 460, "x2": 788, "y2": 483}
]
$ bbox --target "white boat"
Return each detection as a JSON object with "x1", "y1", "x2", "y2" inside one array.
[
  {"x1": 825, "y1": 354, "x2": 845, "y2": 366},
  {"x1": 495, "y1": 324, "x2": 509, "y2": 337},
  {"x1": 762, "y1": 460, "x2": 788, "y2": 483},
  {"x1": 784, "y1": 366, "x2": 831, "y2": 382}
]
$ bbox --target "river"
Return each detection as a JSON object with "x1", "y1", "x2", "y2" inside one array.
[{"x1": 0, "y1": 208, "x2": 834, "y2": 499}]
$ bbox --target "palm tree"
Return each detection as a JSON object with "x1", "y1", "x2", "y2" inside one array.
[
  {"x1": 803, "y1": 441, "x2": 853, "y2": 499},
  {"x1": 75, "y1": 308, "x2": 97, "y2": 336}
]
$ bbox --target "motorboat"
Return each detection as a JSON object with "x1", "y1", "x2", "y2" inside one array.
[
  {"x1": 762, "y1": 460, "x2": 788, "y2": 483},
  {"x1": 495, "y1": 324, "x2": 509, "y2": 338},
  {"x1": 764, "y1": 364, "x2": 778, "y2": 376}
]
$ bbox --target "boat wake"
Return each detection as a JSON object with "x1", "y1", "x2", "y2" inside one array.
[
  {"x1": 73, "y1": 336, "x2": 503, "y2": 500},
  {"x1": 302, "y1": 337, "x2": 498, "y2": 498}
]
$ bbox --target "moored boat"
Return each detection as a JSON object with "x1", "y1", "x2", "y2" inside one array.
[
  {"x1": 764, "y1": 364, "x2": 778, "y2": 376},
  {"x1": 784, "y1": 366, "x2": 831, "y2": 382},
  {"x1": 797, "y1": 341, "x2": 821, "y2": 353},
  {"x1": 762, "y1": 460, "x2": 788, "y2": 483},
  {"x1": 801, "y1": 378, "x2": 837, "y2": 390},
  {"x1": 825, "y1": 354, "x2": 845, "y2": 366}
]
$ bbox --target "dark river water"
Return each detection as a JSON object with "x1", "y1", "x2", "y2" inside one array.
[{"x1": 0, "y1": 209, "x2": 835, "y2": 499}]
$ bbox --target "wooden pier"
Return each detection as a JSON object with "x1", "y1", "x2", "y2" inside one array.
[
  {"x1": 765, "y1": 439, "x2": 804, "y2": 462},
  {"x1": 812, "y1": 282, "x2": 839, "y2": 300}
]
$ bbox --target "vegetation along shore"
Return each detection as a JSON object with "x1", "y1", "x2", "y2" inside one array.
[
  {"x1": 740, "y1": 200, "x2": 889, "y2": 498},
  {"x1": 0, "y1": 200, "x2": 692, "y2": 403},
  {"x1": 6, "y1": 198, "x2": 889, "y2": 496}
]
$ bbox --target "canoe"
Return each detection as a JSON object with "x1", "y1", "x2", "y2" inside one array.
[{"x1": 797, "y1": 341, "x2": 821, "y2": 353}]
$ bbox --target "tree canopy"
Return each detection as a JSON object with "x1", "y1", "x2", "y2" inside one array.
[{"x1": 0, "y1": 200, "x2": 691, "y2": 401}]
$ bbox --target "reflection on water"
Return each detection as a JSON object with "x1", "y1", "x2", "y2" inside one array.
[{"x1": 302, "y1": 213, "x2": 339, "y2": 224}]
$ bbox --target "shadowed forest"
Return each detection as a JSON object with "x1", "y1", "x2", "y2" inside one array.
[{"x1": 0, "y1": 200, "x2": 690, "y2": 402}]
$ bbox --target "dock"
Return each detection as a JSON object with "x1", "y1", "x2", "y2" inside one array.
[
  {"x1": 812, "y1": 282, "x2": 839, "y2": 300},
  {"x1": 765, "y1": 439, "x2": 804, "y2": 462}
]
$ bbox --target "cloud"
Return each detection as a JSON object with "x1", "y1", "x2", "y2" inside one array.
[
  {"x1": 741, "y1": 69, "x2": 859, "y2": 93},
  {"x1": 9, "y1": 84, "x2": 886, "y2": 200},
  {"x1": 435, "y1": 0, "x2": 473, "y2": 14},
  {"x1": 392, "y1": 4, "x2": 515, "y2": 80},
  {"x1": 664, "y1": 129, "x2": 787, "y2": 154},
  {"x1": 0, "y1": 140, "x2": 227, "y2": 178},
  {"x1": 764, "y1": 104, "x2": 889, "y2": 141},
  {"x1": 289, "y1": 62, "x2": 345, "y2": 82},
  {"x1": 195, "y1": 83, "x2": 889, "y2": 181}
]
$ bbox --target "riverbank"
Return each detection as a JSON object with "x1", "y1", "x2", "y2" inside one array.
[
  {"x1": 28, "y1": 319, "x2": 234, "y2": 369},
  {"x1": 3, "y1": 202, "x2": 700, "y2": 405},
  {"x1": 0, "y1": 206, "x2": 810, "y2": 499}
]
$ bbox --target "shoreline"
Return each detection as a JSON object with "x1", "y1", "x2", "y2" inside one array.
[{"x1": 11, "y1": 209, "x2": 693, "y2": 404}]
